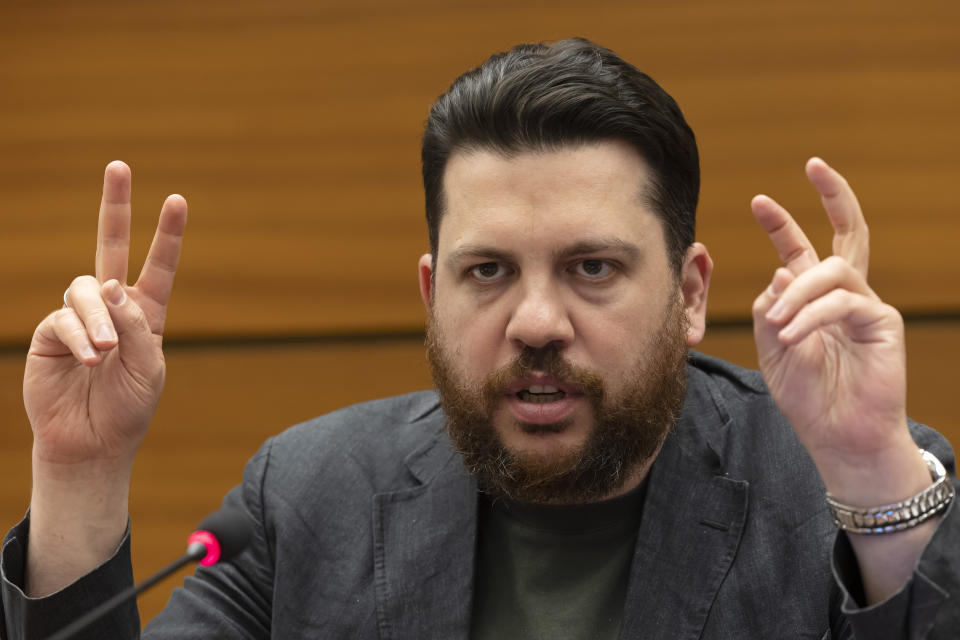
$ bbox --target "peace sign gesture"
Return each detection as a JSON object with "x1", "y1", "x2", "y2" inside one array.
[
  {"x1": 24, "y1": 161, "x2": 187, "y2": 471},
  {"x1": 22, "y1": 161, "x2": 188, "y2": 596}
]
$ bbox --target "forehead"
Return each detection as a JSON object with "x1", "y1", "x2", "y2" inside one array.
[{"x1": 438, "y1": 141, "x2": 665, "y2": 255}]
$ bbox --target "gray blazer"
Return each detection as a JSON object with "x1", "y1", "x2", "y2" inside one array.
[{"x1": 3, "y1": 353, "x2": 958, "y2": 639}]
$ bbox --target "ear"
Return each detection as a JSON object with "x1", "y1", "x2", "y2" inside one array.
[
  {"x1": 418, "y1": 253, "x2": 434, "y2": 310},
  {"x1": 679, "y1": 242, "x2": 713, "y2": 346}
]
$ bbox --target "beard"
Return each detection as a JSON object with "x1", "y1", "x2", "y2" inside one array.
[{"x1": 426, "y1": 297, "x2": 689, "y2": 505}]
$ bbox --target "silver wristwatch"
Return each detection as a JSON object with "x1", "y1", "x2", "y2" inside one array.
[{"x1": 826, "y1": 449, "x2": 955, "y2": 534}]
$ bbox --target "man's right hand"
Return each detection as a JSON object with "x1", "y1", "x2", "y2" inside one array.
[{"x1": 21, "y1": 161, "x2": 187, "y2": 596}]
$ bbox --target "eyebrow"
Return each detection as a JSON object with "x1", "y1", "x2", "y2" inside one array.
[
  {"x1": 444, "y1": 238, "x2": 641, "y2": 268},
  {"x1": 445, "y1": 245, "x2": 514, "y2": 269},
  {"x1": 556, "y1": 239, "x2": 641, "y2": 262}
]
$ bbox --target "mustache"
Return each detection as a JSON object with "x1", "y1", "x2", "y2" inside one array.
[{"x1": 482, "y1": 344, "x2": 605, "y2": 403}]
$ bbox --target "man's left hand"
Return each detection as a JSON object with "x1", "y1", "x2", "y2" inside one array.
[
  {"x1": 751, "y1": 158, "x2": 937, "y2": 604},
  {"x1": 751, "y1": 157, "x2": 909, "y2": 470}
]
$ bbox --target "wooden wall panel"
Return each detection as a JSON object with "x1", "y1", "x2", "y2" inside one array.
[
  {"x1": 2, "y1": 322, "x2": 959, "y2": 623},
  {"x1": 1, "y1": 0, "x2": 959, "y2": 343},
  {"x1": 2, "y1": 0, "x2": 960, "y2": 624}
]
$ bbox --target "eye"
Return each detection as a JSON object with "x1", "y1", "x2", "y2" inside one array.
[
  {"x1": 574, "y1": 259, "x2": 613, "y2": 279},
  {"x1": 469, "y1": 262, "x2": 506, "y2": 282}
]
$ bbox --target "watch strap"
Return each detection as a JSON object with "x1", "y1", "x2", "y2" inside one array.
[{"x1": 826, "y1": 449, "x2": 954, "y2": 535}]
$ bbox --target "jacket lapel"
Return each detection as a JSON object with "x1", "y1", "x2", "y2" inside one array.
[
  {"x1": 619, "y1": 369, "x2": 749, "y2": 640},
  {"x1": 372, "y1": 432, "x2": 478, "y2": 640}
]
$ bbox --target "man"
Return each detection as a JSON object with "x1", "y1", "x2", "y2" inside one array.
[{"x1": 2, "y1": 38, "x2": 957, "y2": 638}]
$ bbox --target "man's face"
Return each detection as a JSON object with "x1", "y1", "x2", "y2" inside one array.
[{"x1": 419, "y1": 141, "x2": 705, "y2": 504}]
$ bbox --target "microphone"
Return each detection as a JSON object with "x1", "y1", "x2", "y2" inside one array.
[
  {"x1": 186, "y1": 508, "x2": 253, "y2": 567},
  {"x1": 46, "y1": 507, "x2": 253, "y2": 640}
]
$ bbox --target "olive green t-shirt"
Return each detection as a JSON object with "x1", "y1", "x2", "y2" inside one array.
[{"x1": 470, "y1": 483, "x2": 646, "y2": 640}]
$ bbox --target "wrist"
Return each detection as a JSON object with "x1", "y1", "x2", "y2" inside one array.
[
  {"x1": 812, "y1": 434, "x2": 932, "y2": 507},
  {"x1": 30, "y1": 450, "x2": 132, "y2": 539},
  {"x1": 27, "y1": 452, "x2": 133, "y2": 597}
]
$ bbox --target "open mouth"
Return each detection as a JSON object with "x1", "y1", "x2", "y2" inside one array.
[{"x1": 516, "y1": 385, "x2": 566, "y2": 403}]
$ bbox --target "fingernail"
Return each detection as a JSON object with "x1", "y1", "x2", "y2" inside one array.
[
  {"x1": 767, "y1": 299, "x2": 786, "y2": 321},
  {"x1": 81, "y1": 345, "x2": 98, "y2": 360},
  {"x1": 96, "y1": 324, "x2": 116, "y2": 342},
  {"x1": 779, "y1": 324, "x2": 796, "y2": 341},
  {"x1": 105, "y1": 282, "x2": 126, "y2": 306}
]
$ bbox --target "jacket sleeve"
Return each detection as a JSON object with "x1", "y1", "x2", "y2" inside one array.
[
  {"x1": 831, "y1": 426, "x2": 960, "y2": 639},
  {"x1": 1, "y1": 439, "x2": 276, "y2": 640},
  {"x1": 1, "y1": 514, "x2": 140, "y2": 640}
]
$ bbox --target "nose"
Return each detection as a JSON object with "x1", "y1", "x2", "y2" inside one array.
[{"x1": 504, "y1": 281, "x2": 575, "y2": 350}]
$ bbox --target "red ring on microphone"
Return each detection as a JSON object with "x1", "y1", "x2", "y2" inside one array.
[{"x1": 187, "y1": 530, "x2": 221, "y2": 566}]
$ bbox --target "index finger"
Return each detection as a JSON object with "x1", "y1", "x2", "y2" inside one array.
[
  {"x1": 95, "y1": 161, "x2": 132, "y2": 284},
  {"x1": 805, "y1": 157, "x2": 869, "y2": 277},
  {"x1": 751, "y1": 193, "x2": 820, "y2": 275}
]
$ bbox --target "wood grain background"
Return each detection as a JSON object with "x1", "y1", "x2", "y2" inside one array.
[{"x1": 1, "y1": 0, "x2": 958, "y2": 625}]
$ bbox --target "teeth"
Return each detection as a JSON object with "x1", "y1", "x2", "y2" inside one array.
[
  {"x1": 528, "y1": 385, "x2": 559, "y2": 393},
  {"x1": 517, "y1": 388, "x2": 565, "y2": 403}
]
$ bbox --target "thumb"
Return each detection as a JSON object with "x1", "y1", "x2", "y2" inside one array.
[{"x1": 101, "y1": 279, "x2": 162, "y2": 374}]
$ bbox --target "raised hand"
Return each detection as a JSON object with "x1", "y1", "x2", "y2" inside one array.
[
  {"x1": 24, "y1": 161, "x2": 186, "y2": 467},
  {"x1": 22, "y1": 161, "x2": 187, "y2": 597},
  {"x1": 751, "y1": 158, "x2": 935, "y2": 603},
  {"x1": 751, "y1": 158, "x2": 908, "y2": 465}
]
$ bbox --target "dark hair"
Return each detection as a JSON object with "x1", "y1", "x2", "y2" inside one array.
[{"x1": 421, "y1": 37, "x2": 699, "y2": 274}]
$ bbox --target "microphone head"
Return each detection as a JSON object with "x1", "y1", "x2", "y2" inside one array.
[{"x1": 187, "y1": 507, "x2": 254, "y2": 566}]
